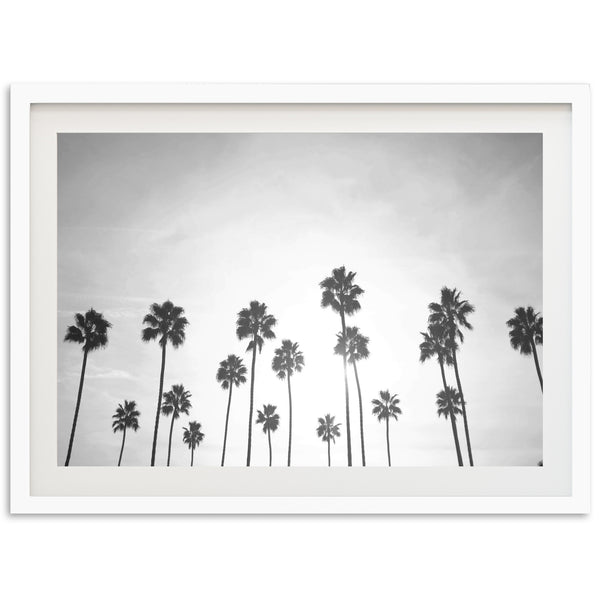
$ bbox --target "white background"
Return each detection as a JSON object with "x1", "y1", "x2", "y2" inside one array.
[{"x1": 1, "y1": 2, "x2": 596, "y2": 599}]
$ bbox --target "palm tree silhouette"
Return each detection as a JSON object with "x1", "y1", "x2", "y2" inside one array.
[
  {"x1": 142, "y1": 300, "x2": 189, "y2": 466},
  {"x1": 435, "y1": 387, "x2": 464, "y2": 464},
  {"x1": 63, "y1": 308, "x2": 111, "y2": 466},
  {"x1": 428, "y1": 287, "x2": 475, "y2": 466},
  {"x1": 506, "y1": 306, "x2": 543, "y2": 391},
  {"x1": 236, "y1": 301, "x2": 277, "y2": 466},
  {"x1": 272, "y1": 340, "x2": 304, "y2": 466},
  {"x1": 371, "y1": 390, "x2": 401, "y2": 466},
  {"x1": 161, "y1": 384, "x2": 192, "y2": 466},
  {"x1": 334, "y1": 326, "x2": 369, "y2": 466},
  {"x1": 216, "y1": 355, "x2": 248, "y2": 466},
  {"x1": 420, "y1": 323, "x2": 463, "y2": 466},
  {"x1": 256, "y1": 404, "x2": 280, "y2": 467},
  {"x1": 320, "y1": 266, "x2": 364, "y2": 466},
  {"x1": 111, "y1": 400, "x2": 140, "y2": 466},
  {"x1": 182, "y1": 421, "x2": 204, "y2": 466},
  {"x1": 316, "y1": 414, "x2": 342, "y2": 466}
]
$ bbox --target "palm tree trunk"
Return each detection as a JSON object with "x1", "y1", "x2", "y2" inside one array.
[
  {"x1": 246, "y1": 340, "x2": 258, "y2": 467},
  {"x1": 150, "y1": 343, "x2": 167, "y2": 466},
  {"x1": 221, "y1": 383, "x2": 234, "y2": 467},
  {"x1": 340, "y1": 310, "x2": 352, "y2": 467},
  {"x1": 118, "y1": 428, "x2": 126, "y2": 467},
  {"x1": 386, "y1": 418, "x2": 391, "y2": 467},
  {"x1": 287, "y1": 372, "x2": 293, "y2": 467},
  {"x1": 530, "y1": 339, "x2": 543, "y2": 391},
  {"x1": 267, "y1": 429, "x2": 272, "y2": 467},
  {"x1": 452, "y1": 348, "x2": 474, "y2": 466},
  {"x1": 191, "y1": 447, "x2": 194, "y2": 467},
  {"x1": 439, "y1": 357, "x2": 463, "y2": 466},
  {"x1": 65, "y1": 348, "x2": 88, "y2": 466},
  {"x1": 352, "y1": 361, "x2": 366, "y2": 466},
  {"x1": 327, "y1": 439, "x2": 331, "y2": 467},
  {"x1": 167, "y1": 411, "x2": 176, "y2": 466}
]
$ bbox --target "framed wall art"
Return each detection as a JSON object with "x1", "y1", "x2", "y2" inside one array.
[{"x1": 10, "y1": 83, "x2": 591, "y2": 513}]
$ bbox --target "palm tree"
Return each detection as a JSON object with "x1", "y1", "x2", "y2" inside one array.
[
  {"x1": 161, "y1": 384, "x2": 192, "y2": 466},
  {"x1": 182, "y1": 421, "x2": 204, "y2": 466},
  {"x1": 216, "y1": 355, "x2": 248, "y2": 466},
  {"x1": 63, "y1": 308, "x2": 111, "y2": 466},
  {"x1": 371, "y1": 390, "x2": 402, "y2": 466},
  {"x1": 111, "y1": 400, "x2": 140, "y2": 466},
  {"x1": 256, "y1": 404, "x2": 280, "y2": 467},
  {"x1": 419, "y1": 323, "x2": 463, "y2": 466},
  {"x1": 320, "y1": 266, "x2": 364, "y2": 466},
  {"x1": 506, "y1": 306, "x2": 543, "y2": 391},
  {"x1": 334, "y1": 326, "x2": 369, "y2": 466},
  {"x1": 272, "y1": 340, "x2": 304, "y2": 466},
  {"x1": 236, "y1": 301, "x2": 277, "y2": 466},
  {"x1": 428, "y1": 287, "x2": 475, "y2": 466},
  {"x1": 435, "y1": 387, "x2": 464, "y2": 464},
  {"x1": 142, "y1": 300, "x2": 189, "y2": 466},
  {"x1": 316, "y1": 414, "x2": 342, "y2": 466}
]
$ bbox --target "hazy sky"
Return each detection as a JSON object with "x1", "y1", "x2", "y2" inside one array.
[{"x1": 57, "y1": 132, "x2": 542, "y2": 467}]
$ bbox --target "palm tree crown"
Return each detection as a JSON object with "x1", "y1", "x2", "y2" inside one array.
[
  {"x1": 428, "y1": 287, "x2": 474, "y2": 346},
  {"x1": 216, "y1": 354, "x2": 248, "y2": 389},
  {"x1": 436, "y1": 387, "x2": 463, "y2": 420},
  {"x1": 236, "y1": 301, "x2": 277, "y2": 353},
  {"x1": 371, "y1": 390, "x2": 402, "y2": 422},
  {"x1": 161, "y1": 384, "x2": 192, "y2": 419},
  {"x1": 183, "y1": 421, "x2": 204, "y2": 450},
  {"x1": 272, "y1": 340, "x2": 304, "y2": 379},
  {"x1": 419, "y1": 323, "x2": 452, "y2": 365},
  {"x1": 316, "y1": 414, "x2": 342, "y2": 443},
  {"x1": 142, "y1": 300, "x2": 189, "y2": 348},
  {"x1": 319, "y1": 266, "x2": 364, "y2": 316},
  {"x1": 256, "y1": 404, "x2": 280, "y2": 433},
  {"x1": 112, "y1": 400, "x2": 140, "y2": 433},
  {"x1": 64, "y1": 308, "x2": 111, "y2": 352},
  {"x1": 506, "y1": 306, "x2": 543, "y2": 355},
  {"x1": 334, "y1": 326, "x2": 370, "y2": 362}
]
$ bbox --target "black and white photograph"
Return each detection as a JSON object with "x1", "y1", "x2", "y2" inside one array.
[{"x1": 57, "y1": 132, "x2": 543, "y2": 468}]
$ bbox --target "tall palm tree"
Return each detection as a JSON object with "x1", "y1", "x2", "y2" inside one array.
[
  {"x1": 428, "y1": 287, "x2": 475, "y2": 466},
  {"x1": 111, "y1": 400, "x2": 140, "y2": 467},
  {"x1": 161, "y1": 384, "x2": 192, "y2": 466},
  {"x1": 320, "y1": 266, "x2": 364, "y2": 466},
  {"x1": 334, "y1": 326, "x2": 369, "y2": 466},
  {"x1": 256, "y1": 404, "x2": 280, "y2": 467},
  {"x1": 142, "y1": 300, "x2": 189, "y2": 466},
  {"x1": 182, "y1": 421, "x2": 204, "y2": 466},
  {"x1": 371, "y1": 390, "x2": 402, "y2": 466},
  {"x1": 435, "y1": 387, "x2": 464, "y2": 465},
  {"x1": 419, "y1": 323, "x2": 463, "y2": 466},
  {"x1": 272, "y1": 340, "x2": 304, "y2": 466},
  {"x1": 236, "y1": 301, "x2": 277, "y2": 466},
  {"x1": 506, "y1": 306, "x2": 543, "y2": 391},
  {"x1": 63, "y1": 308, "x2": 111, "y2": 466},
  {"x1": 316, "y1": 414, "x2": 342, "y2": 467},
  {"x1": 216, "y1": 354, "x2": 248, "y2": 466}
]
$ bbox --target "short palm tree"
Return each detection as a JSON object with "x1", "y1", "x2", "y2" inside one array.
[
  {"x1": 419, "y1": 322, "x2": 463, "y2": 466},
  {"x1": 111, "y1": 400, "x2": 140, "y2": 467},
  {"x1": 63, "y1": 308, "x2": 111, "y2": 466},
  {"x1": 161, "y1": 384, "x2": 192, "y2": 466},
  {"x1": 428, "y1": 287, "x2": 475, "y2": 466},
  {"x1": 334, "y1": 326, "x2": 369, "y2": 466},
  {"x1": 216, "y1": 354, "x2": 248, "y2": 466},
  {"x1": 142, "y1": 300, "x2": 189, "y2": 466},
  {"x1": 506, "y1": 306, "x2": 543, "y2": 391},
  {"x1": 182, "y1": 421, "x2": 204, "y2": 466},
  {"x1": 236, "y1": 301, "x2": 277, "y2": 466},
  {"x1": 371, "y1": 390, "x2": 402, "y2": 466},
  {"x1": 316, "y1": 414, "x2": 342, "y2": 467},
  {"x1": 256, "y1": 404, "x2": 280, "y2": 467},
  {"x1": 320, "y1": 266, "x2": 364, "y2": 467},
  {"x1": 435, "y1": 387, "x2": 464, "y2": 465},
  {"x1": 272, "y1": 340, "x2": 304, "y2": 466}
]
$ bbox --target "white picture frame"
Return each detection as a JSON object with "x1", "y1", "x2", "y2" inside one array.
[{"x1": 10, "y1": 83, "x2": 591, "y2": 514}]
